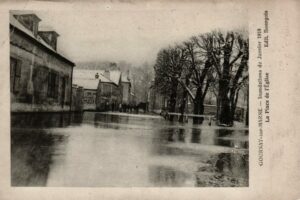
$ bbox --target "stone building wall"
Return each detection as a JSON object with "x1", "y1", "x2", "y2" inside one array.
[
  {"x1": 96, "y1": 82, "x2": 122, "y2": 111},
  {"x1": 121, "y1": 82, "x2": 130, "y2": 104},
  {"x1": 83, "y1": 89, "x2": 97, "y2": 110},
  {"x1": 10, "y1": 29, "x2": 74, "y2": 112},
  {"x1": 71, "y1": 86, "x2": 84, "y2": 112}
]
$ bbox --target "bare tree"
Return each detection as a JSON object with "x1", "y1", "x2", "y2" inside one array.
[
  {"x1": 194, "y1": 31, "x2": 249, "y2": 126},
  {"x1": 180, "y1": 39, "x2": 214, "y2": 124},
  {"x1": 154, "y1": 46, "x2": 186, "y2": 121},
  {"x1": 153, "y1": 30, "x2": 248, "y2": 126},
  {"x1": 154, "y1": 40, "x2": 214, "y2": 124}
]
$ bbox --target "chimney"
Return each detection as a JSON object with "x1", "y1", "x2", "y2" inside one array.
[
  {"x1": 104, "y1": 69, "x2": 110, "y2": 80},
  {"x1": 14, "y1": 13, "x2": 41, "y2": 37},
  {"x1": 38, "y1": 31, "x2": 60, "y2": 50}
]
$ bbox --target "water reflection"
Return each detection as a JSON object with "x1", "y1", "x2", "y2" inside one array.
[
  {"x1": 11, "y1": 112, "x2": 249, "y2": 187},
  {"x1": 155, "y1": 127, "x2": 248, "y2": 149},
  {"x1": 11, "y1": 112, "x2": 83, "y2": 128},
  {"x1": 191, "y1": 128, "x2": 201, "y2": 143},
  {"x1": 11, "y1": 129, "x2": 66, "y2": 186}
]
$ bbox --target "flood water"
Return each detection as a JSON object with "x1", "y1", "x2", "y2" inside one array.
[{"x1": 11, "y1": 112, "x2": 249, "y2": 187}]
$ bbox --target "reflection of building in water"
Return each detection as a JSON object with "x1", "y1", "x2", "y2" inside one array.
[
  {"x1": 10, "y1": 12, "x2": 75, "y2": 112},
  {"x1": 11, "y1": 129, "x2": 65, "y2": 186},
  {"x1": 11, "y1": 112, "x2": 84, "y2": 128}
]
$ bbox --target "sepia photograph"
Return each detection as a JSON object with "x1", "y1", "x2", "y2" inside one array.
[{"x1": 10, "y1": 4, "x2": 249, "y2": 187}]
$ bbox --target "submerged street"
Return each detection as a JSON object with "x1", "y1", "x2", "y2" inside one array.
[{"x1": 11, "y1": 112, "x2": 248, "y2": 187}]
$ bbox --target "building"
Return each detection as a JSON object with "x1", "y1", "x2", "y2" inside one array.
[
  {"x1": 73, "y1": 68, "x2": 133, "y2": 111},
  {"x1": 10, "y1": 12, "x2": 75, "y2": 112},
  {"x1": 121, "y1": 71, "x2": 134, "y2": 105},
  {"x1": 71, "y1": 84, "x2": 84, "y2": 112},
  {"x1": 72, "y1": 72, "x2": 101, "y2": 110}
]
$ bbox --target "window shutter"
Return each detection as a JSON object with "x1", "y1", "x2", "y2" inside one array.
[
  {"x1": 14, "y1": 61, "x2": 21, "y2": 92},
  {"x1": 10, "y1": 58, "x2": 16, "y2": 92},
  {"x1": 47, "y1": 72, "x2": 52, "y2": 97},
  {"x1": 55, "y1": 73, "x2": 59, "y2": 98}
]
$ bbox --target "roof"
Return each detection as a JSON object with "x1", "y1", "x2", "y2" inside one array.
[
  {"x1": 109, "y1": 70, "x2": 122, "y2": 85},
  {"x1": 73, "y1": 69, "x2": 122, "y2": 86},
  {"x1": 73, "y1": 69, "x2": 111, "y2": 82},
  {"x1": 9, "y1": 12, "x2": 75, "y2": 67},
  {"x1": 73, "y1": 79, "x2": 99, "y2": 90}
]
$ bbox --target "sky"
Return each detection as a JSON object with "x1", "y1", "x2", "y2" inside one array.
[{"x1": 33, "y1": 2, "x2": 248, "y2": 66}]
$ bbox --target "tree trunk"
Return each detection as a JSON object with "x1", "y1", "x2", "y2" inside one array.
[
  {"x1": 168, "y1": 81, "x2": 178, "y2": 121},
  {"x1": 218, "y1": 77, "x2": 232, "y2": 126},
  {"x1": 179, "y1": 75, "x2": 190, "y2": 123},
  {"x1": 193, "y1": 87, "x2": 204, "y2": 124},
  {"x1": 179, "y1": 90, "x2": 188, "y2": 123},
  {"x1": 229, "y1": 90, "x2": 238, "y2": 124},
  {"x1": 217, "y1": 35, "x2": 234, "y2": 126}
]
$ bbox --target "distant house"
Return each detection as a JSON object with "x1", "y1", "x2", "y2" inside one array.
[
  {"x1": 73, "y1": 69, "x2": 132, "y2": 111},
  {"x1": 71, "y1": 84, "x2": 84, "y2": 111},
  {"x1": 72, "y1": 71, "x2": 102, "y2": 110},
  {"x1": 121, "y1": 72, "x2": 134, "y2": 105},
  {"x1": 10, "y1": 12, "x2": 75, "y2": 112},
  {"x1": 148, "y1": 81, "x2": 168, "y2": 113}
]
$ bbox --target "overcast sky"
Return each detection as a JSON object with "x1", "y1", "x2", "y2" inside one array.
[{"x1": 34, "y1": 2, "x2": 247, "y2": 66}]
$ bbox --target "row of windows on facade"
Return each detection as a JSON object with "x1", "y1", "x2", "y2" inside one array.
[{"x1": 10, "y1": 57, "x2": 69, "y2": 99}]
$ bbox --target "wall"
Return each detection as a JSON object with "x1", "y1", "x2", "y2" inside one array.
[
  {"x1": 121, "y1": 82, "x2": 130, "y2": 104},
  {"x1": 10, "y1": 29, "x2": 73, "y2": 112},
  {"x1": 83, "y1": 89, "x2": 96, "y2": 110},
  {"x1": 71, "y1": 86, "x2": 84, "y2": 111},
  {"x1": 96, "y1": 82, "x2": 122, "y2": 111}
]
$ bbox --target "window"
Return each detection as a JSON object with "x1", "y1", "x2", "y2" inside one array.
[
  {"x1": 10, "y1": 57, "x2": 21, "y2": 93},
  {"x1": 47, "y1": 71, "x2": 59, "y2": 98}
]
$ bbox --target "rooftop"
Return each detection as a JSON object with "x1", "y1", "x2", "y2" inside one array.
[
  {"x1": 72, "y1": 78, "x2": 99, "y2": 90},
  {"x1": 73, "y1": 69, "x2": 123, "y2": 85},
  {"x1": 9, "y1": 11, "x2": 74, "y2": 67}
]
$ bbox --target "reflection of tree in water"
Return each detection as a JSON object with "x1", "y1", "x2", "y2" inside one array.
[
  {"x1": 93, "y1": 113, "x2": 122, "y2": 129},
  {"x1": 215, "y1": 129, "x2": 234, "y2": 137},
  {"x1": 214, "y1": 129, "x2": 248, "y2": 148},
  {"x1": 191, "y1": 128, "x2": 202, "y2": 143},
  {"x1": 178, "y1": 128, "x2": 185, "y2": 142},
  {"x1": 167, "y1": 128, "x2": 174, "y2": 142},
  {"x1": 157, "y1": 128, "x2": 186, "y2": 143},
  {"x1": 214, "y1": 139, "x2": 248, "y2": 149},
  {"x1": 150, "y1": 128, "x2": 189, "y2": 156},
  {"x1": 11, "y1": 129, "x2": 65, "y2": 186}
]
